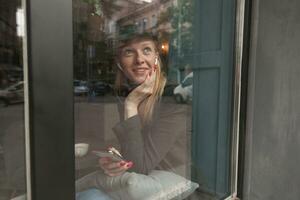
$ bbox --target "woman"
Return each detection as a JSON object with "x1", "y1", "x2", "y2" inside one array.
[{"x1": 77, "y1": 34, "x2": 190, "y2": 199}]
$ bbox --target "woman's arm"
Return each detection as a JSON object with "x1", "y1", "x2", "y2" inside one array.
[
  {"x1": 123, "y1": 73, "x2": 154, "y2": 120},
  {"x1": 113, "y1": 103, "x2": 188, "y2": 174}
]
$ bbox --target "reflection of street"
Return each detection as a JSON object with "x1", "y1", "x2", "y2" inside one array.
[
  {"x1": 0, "y1": 104, "x2": 25, "y2": 199},
  {"x1": 0, "y1": 104, "x2": 24, "y2": 141},
  {"x1": 74, "y1": 95, "x2": 117, "y2": 104},
  {"x1": 74, "y1": 94, "x2": 179, "y2": 104},
  {"x1": 0, "y1": 96, "x2": 192, "y2": 197}
]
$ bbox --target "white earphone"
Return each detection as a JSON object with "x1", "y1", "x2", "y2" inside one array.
[
  {"x1": 155, "y1": 57, "x2": 158, "y2": 65},
  {"x1": 117, "y1": 63, "x2": 124, "y2": 72}
]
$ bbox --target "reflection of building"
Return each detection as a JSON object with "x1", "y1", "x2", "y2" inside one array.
[
  {"x1": 117, "y1": 2, "x2": 160, "y2": 34},
  {"x1": 115, "y1": 0, "x2": 176, "y2": 41},
  {"x1": 72, "y1": 0, "x2": 177, "y2": 82},
  {"x1": 113, "y1": 0, "x2": 184, "y2": 84},
  {"x1": 0, "y1": 0, "x2": 23, "y2": 87},
  {"x1": 73, "y1": 0, "x2": 144, "y2": 81}
]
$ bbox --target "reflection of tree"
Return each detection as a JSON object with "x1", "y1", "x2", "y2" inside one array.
[
  {"x1": 73, "y1": 0, "x2": 121, "y2": 81},
  {"x1": 82, "y1": 0, "x2": 122, "y2": 18},
  {"x1": 158, "y1": 0, "x2": 194, "y2": 70}
]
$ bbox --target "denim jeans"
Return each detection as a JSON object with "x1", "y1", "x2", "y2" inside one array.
[{"x1": 76, "y1": 188, "x2": 113, "y2": 200}]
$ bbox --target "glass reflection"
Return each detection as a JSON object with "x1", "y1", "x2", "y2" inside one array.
[{"x1": 0, "y1": 0, "x2": 26, "y2": 199}]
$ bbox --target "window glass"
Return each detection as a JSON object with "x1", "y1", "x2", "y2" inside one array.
[
  {"x1": 182, "y1": 77, "x2": 193, "y2": 88},
  {"x1": 0, "y1": 1, "x2": 26, "y2": 199},
  {"x1": 73, "y1": 0, "x2": 232, "y2": 199}
]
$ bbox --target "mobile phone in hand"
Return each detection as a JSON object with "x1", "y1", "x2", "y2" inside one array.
[{"x1": 92, "y1": 150, "x2": 124, "y2": 162}]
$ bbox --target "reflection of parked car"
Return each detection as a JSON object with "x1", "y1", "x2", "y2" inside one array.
[
  {"x1": 0, "y1": 81, "x2": 24, "y2": 107},
  {"x1": 163, "y1": 83, "x2": 177, "y2": 96},
  {"x1": 74, "y1": 80, "x2": 89, "y2": 96},
  {"x1": 173, "y1": 72, "x2": 193, "y2": 103},
  {"x1": 89, "y1": 81, "x2": 112, "y2": 96},
  {"x1": 116, "y1": 83, "x2": 134, "y2": 97}
]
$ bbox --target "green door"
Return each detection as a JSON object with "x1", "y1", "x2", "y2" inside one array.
[{"x1": 191, "y1": 0, "x2": 235, "y2": 198}]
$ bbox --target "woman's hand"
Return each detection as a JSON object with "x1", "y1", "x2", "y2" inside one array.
[
  {"x1": 99, "y1": 157, "x2": 133, "y2": 177},
  {"x1": 124, "y1": 70, "x2": 156, "y2": 119}
]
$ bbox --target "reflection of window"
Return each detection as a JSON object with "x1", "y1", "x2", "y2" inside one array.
[
  {"x1": 152, "y1": 15, "x2": 157, "y2": 27},
  {"x1": 135, "y1": 20, "x2": 142, "y2": 33},
  {"x1": 142, "y1": 18, "x2": 147, "y2": 32},
  {"x1": 109, "y1": 21, "x2": 115, "y2": 33}
]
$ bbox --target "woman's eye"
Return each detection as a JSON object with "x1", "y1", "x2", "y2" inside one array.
[
  {"x1": 143, "y1": 47, "x2": 152, "y2": 55},
  {"x1": 123, "y1": 49, "x2": 134, "y2": 56}
]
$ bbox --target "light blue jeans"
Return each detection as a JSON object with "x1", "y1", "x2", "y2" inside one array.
[{"x1": 76, "y1": 188, "x2": 113, "y2": 200}]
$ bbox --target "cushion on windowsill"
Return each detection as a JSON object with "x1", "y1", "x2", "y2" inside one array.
[{"x1": 76, "y1": 170, "x2": 199, "y2": 200}]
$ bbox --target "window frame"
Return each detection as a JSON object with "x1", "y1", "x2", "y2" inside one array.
[
  {"x1": 25, "y1": 0, "x2": 75, "y2": 199},
  {"x1": 22, "y1": 0, "x2": 251, "y2": 199}
]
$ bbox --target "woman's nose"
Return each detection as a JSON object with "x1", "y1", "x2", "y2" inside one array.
[{"x1": 135, "y1": 51, "x2": 145, "y2": 64}]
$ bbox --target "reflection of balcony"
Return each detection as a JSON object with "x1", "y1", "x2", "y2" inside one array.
[
  {"x1": 127, "y1": 0, "x2": 153, "y2": 5},
  {"x1": 87, "y1": 15, "x2": 105, "y2": 41},
  {"x1": 116, "y1": 0, "x2": 175, "y2": 37},
  {"x1": 117, "y1": 2, "x2": 158, "y2": 25}
]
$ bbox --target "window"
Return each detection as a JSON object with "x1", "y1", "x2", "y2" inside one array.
[
  {"x1": 142, "y1": 18, "x2": 148, "y2": 32},
  {"x1": 152, "y1": 14, "x2": 157, "y2": 27},
  {"x1": 72, "y1": 0, "x2": 237, "y2": 199},
  {"x1": 0, "y1": 2, "x2": 27, "y2": 199}
]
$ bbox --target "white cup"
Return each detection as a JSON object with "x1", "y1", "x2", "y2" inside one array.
[{"x1": 75, "y1": 143, "x2": 89, "y2": 157}]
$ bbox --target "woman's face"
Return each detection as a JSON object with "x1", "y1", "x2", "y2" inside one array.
[{"x1": 118, "y1": 39, "x2": 158, "y2": 84}]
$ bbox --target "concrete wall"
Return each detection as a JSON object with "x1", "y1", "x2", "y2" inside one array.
[{"x1": 243, "y1": 0, "x2": 300, "y2": 199}]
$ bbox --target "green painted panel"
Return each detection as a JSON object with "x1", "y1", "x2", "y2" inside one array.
[
  {"x1": 191, "y1": 0, "x2": 235, "y2": 198},
  {"x1": 192, "y1": 68, "x2": 220, "y2": 190}
]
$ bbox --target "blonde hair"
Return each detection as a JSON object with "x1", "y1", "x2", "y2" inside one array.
[{"x1": 115, "y1": 57, "x2": 166, "y2": 124}]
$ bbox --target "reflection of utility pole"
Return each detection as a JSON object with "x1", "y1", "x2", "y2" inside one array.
[
  {"x1": 177, "y1": 0, "x2": 182, "y2": 58},
  {"x1": 86, "y1": 49, "x2": 89, "y2": 81},
  {"x1": 87, "y1": 45, "x2": 94, "y2": 81}
]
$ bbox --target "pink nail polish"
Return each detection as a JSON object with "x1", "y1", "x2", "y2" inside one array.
[
  {"x1": 126, "y1": 162, "x2": 133, "y2": 168},
  {"x1": 120, "y1": 162, "x2": 126, "y2": 166}
]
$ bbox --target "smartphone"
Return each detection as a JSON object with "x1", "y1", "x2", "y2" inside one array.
[{"x1": 92, "y1": 150, "x2": 124, "y2": 162}]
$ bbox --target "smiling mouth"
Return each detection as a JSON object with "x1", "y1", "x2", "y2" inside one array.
[{"x1": 133, "y1": 68, "x2": 149, "y2": 74}]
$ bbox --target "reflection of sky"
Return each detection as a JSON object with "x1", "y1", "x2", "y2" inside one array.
[{"x1": 16, "y1": 8, "x2": 24, "y2": 37}]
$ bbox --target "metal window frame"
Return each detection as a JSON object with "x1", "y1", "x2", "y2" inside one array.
[
  {"x1": 22, "y1": 0, "x2": 31, "y2": 198},
  {"x1": 24, "y1": 0, "x2": 75, "y2": 199},
  {"x1": 226, "y1": 0, "x2": 252, "y2": 199}
]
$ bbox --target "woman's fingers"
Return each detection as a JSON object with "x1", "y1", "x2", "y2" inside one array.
[
  {"x1": 99, "y1": 157, "x2": 120, "y2": 169},
  {"x1": 99, "y1": 158, "x2": 134, "y2": 177},
  {"x1": 98, "y1": 157, "x2": 111, "y2": 166},
  {"x1": 137, "y1": 71, "x2": 156, "y2": 94},
  {"x1": 103, "y1": 162, "x2": 133, "y2": 177}
]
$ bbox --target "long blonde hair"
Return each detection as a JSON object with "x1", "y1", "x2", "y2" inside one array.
[{"x1": 115, "y1": 56, "x2": 166, "y2": 124}]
